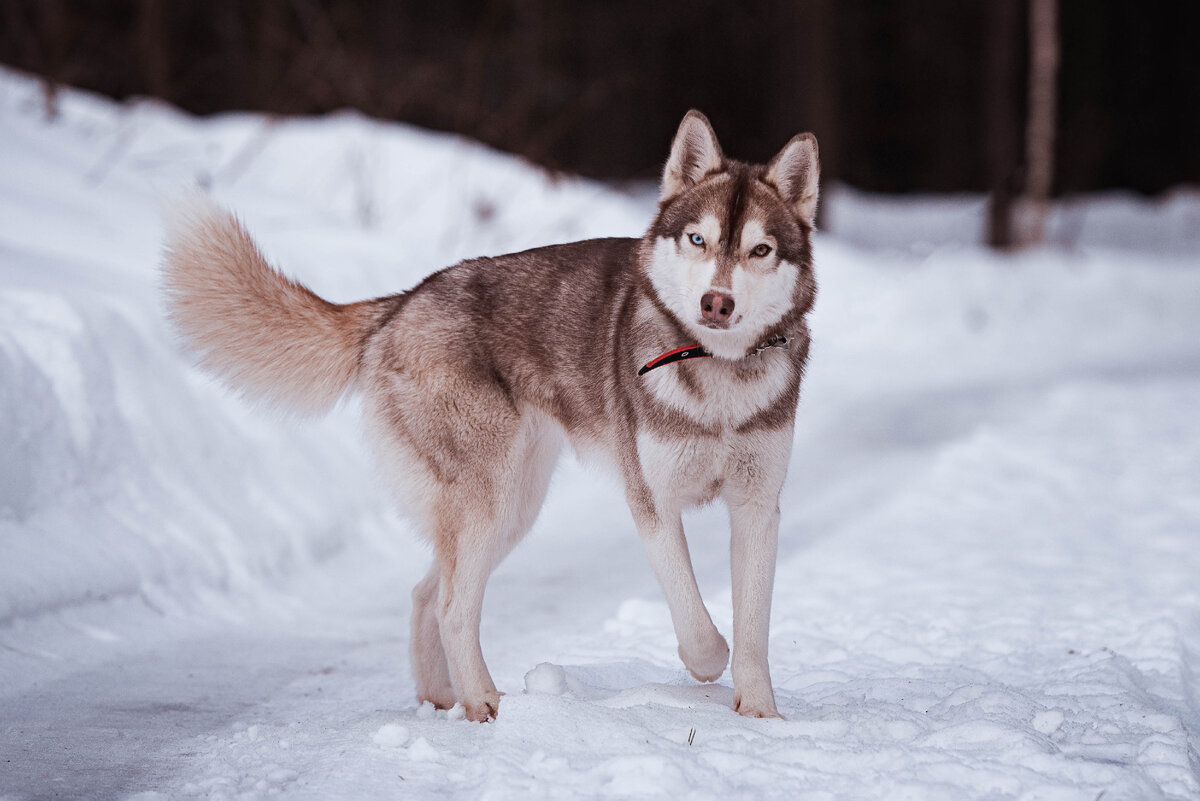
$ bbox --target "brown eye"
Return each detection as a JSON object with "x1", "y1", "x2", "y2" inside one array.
[{"x1": 752, "y1": 243, "x2": 773, "y2": 258}]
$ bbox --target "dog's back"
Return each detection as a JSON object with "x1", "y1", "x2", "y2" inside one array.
[{"x1": 360, "y1": 237, "x2": 641, "y2": 440}]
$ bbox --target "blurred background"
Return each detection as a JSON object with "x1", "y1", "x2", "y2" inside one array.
[{"x1": 1, "y1": 0, "x2": 1197, "y2": 246}]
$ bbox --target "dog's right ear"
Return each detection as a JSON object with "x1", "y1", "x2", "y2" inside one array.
[{"x1": 661, "y1": 110, "x2": 725, "y2": 202}]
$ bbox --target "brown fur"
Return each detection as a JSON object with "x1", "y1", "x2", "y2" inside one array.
[{"x1": 161, "y1": 111, "x2": 819, "y2": 721}]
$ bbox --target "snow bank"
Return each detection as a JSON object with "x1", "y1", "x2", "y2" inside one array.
[{"x1": 0, "y1": 68, "x2": 644, "y2": 624}]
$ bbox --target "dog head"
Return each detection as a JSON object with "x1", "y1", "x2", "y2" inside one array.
[{"x1": 641, "y1": 111, "x2": 819, "y2": 359}]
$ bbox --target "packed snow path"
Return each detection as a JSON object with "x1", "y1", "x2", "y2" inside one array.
[{"x1": 2, "y1": 70, "x2": 1200, "y2": 800}]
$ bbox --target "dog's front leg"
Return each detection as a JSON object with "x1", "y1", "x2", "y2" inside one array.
[
  {"x1": 728, "y1": 497, "x2": 783, "y2": 718},
  {"x1": 635, "y1": 512, "x2": 730, "y2": 682}
]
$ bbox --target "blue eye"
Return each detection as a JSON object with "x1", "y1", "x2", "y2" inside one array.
[{"x1": 688, "y1": 232, "x2": 705, "y2": 247}]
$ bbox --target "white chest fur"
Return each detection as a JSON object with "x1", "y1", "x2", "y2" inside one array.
[{"x1": 635, "y1": 423, "x2": 794, "y2": 510}]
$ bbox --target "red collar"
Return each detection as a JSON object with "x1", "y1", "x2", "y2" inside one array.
[
  {"x1": 637, "y1": 334, "x2": 791, "y2": 376},
  {"x1": 637, "y1": 344, "x2": 710, "y2": 376}
]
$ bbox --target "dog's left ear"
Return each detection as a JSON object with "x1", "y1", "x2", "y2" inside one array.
[
  {"x1": 661, "y1": 110, "x2": 725, "y2": 201},
  {"x1": 766, "y1": 133, "x2": 820, "y2": 226}
]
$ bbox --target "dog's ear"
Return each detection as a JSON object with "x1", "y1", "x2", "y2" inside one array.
[
  {"x1": 765, "y1": 133, "x2": 820, "y2": 226},
  {"x1": 661, "y1": 110, "x2": 725, "y2": 201}
]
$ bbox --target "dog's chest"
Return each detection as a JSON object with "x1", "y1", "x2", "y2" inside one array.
[
  {"x1": 634, "y1": 421, "x2": 792, "y2": 509},
  {"x1": 641, "y1": 351, "x2": 793, "y2": 429},
  {"x1": 635, "y1": 429, "x2": 736, "y2": 507}
]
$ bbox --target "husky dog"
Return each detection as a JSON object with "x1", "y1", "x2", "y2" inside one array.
[{"x1": 163, "y1": 110, "x2": 818, "y2": 721}]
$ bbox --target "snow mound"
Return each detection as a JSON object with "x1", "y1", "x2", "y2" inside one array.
[
  {"x1": 0, "y1": 66, "x2": 645, "y2": 625},
  {"x1": 524, "y1": 662, "x2": 570, "y2": 696},
  {"x1": 372, "y1": 723, "x2": 410, "y2": 749}
]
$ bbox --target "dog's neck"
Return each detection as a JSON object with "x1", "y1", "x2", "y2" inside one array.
[{"x1": 637, "y1": 333, "x2": 791, "y2": 376}]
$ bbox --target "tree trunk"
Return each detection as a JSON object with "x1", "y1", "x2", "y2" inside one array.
[
  {"x1": 984, "y1": 0, "x2": 1021, "y2": 250},
  {"x1": 1022, "y1": 0, "x2": 1059, "y2": 245},
  {"x1": 137, "y1": 0, "x2": 171, "y2": 101}
]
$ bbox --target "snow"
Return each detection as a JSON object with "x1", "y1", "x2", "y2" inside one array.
[
  {"x1": 2, "y1": 66, "x2": 1200, "y2": 800},
  {"x1": 524, "y1": 662, "x2": 571, "y2": 696},
  {"x1": 371, "y1": 723, "x2": 410, "y2": 749}
]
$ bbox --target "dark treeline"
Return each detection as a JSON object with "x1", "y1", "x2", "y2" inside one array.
[{"x1": 1, "y1": 0, "x2": 1196, "y2": 196}]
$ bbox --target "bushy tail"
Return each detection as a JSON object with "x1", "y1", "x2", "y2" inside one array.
[{"x1": 161, "y1": 197, "x2": 388, "y2": 414}]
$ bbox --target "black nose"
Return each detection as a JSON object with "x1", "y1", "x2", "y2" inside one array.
[{"x1": 700, "y1": 291, "x2": 735, "y2": 325}]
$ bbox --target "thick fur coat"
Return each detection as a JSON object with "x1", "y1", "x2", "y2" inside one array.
[{"x1": 163, "y1": 111, "x2": 819, "y2": 720}]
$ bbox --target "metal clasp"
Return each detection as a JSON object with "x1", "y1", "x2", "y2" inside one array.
[{"x1": 753, "y1": 334, "x2": 790, "y2": 356}]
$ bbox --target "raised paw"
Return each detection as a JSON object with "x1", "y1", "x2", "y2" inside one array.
[{"x1": 679, "y1": 631, "x2": 730, "y2": 683}]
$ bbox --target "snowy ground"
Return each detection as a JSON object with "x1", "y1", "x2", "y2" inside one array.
[{"x1": 2, "y1": 68, "x2": 1200, "y2": 800}]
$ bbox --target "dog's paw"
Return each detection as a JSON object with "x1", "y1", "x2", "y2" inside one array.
[
  {"x1": 679, "y1": 632, "x2": 730, "y2": 683},
  {"x1": 733, "y1": 689, "x2": 784, "y2": 719},
  {"x1": 418, "y1": 690, "x2": 458, "y2": 711},
  {"x1": 417, "y1": 678, "x2": 458, "y2": 711},
  {"x1": 462, "y1": 690, "x2": 503, "y2": 722}
]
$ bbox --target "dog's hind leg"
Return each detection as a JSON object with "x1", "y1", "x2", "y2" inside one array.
[
  {"x1": 433, "y1": 513, "x2": 501, "y2": 722},
  {"x1": 411, "y1": 566, "x2": 455, "y2": 709},
  {"x1": 432, "y1": 411, "x2": 561, "y2": 721},
  {"x1": 364, "y1": 298, "x2": 561, "y2": 719}
]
